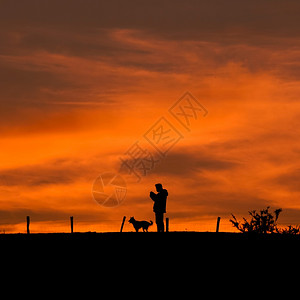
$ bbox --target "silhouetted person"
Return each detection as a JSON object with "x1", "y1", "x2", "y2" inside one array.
[{"x1": 150, "y1": 183, "x2": 168, "y2": 232}]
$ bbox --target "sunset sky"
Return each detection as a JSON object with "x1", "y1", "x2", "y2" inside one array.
[{"x1": 1, "y1": 0, "x2": 300, "y2": 233}]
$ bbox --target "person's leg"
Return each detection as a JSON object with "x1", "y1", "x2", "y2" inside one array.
[
  {"x1": 155, "y1": 213, "x2": 164, "y2": 232},
  {"x1": 160, "y1": 213, "x2": 165, "y2": 232},
  {"x1": 155, "y1": 213, "x2": 160, "y2": 232}
]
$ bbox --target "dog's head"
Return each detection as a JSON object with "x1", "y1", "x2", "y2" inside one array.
[{"x1": 128, "y1": 217, "x2": 135, "y2": 223}]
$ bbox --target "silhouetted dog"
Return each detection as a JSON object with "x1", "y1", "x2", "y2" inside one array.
[{"x1": 128, "y1": 217, "x2": 153, "y2": 232}]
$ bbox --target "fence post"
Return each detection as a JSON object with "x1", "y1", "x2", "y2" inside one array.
[
  {"x1": 216, "y1": 217, "x2": 221, "y2": 233},
  {"x1": 120, "y1": 216, "x2": 126, "y2": 232},
  {"x1": 70, "y1": 216, "x2": 74, "y2": 233},
  {"x1": 26, "y1": 216, "x2": 30, "y2": 234},
  {"x1": 166, "y1": 217, "x2": 169, "y2": 232}
]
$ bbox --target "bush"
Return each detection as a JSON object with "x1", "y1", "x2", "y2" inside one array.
[
  {"x1": 277, "y1": 225, "x2": 300, "y2": 235},
  {"x1": 230, "y1": 207, "x2": 282, "y2": 234}
]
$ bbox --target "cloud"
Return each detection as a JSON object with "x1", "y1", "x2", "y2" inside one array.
[
  {"x1": 272, "y1": 169, "x2": 300, "y2": 192},
  {"x1": 168, "y1": 192, "x2": 272, "y2": 220},
  {"x1": 0, "y1": 155, "x2": 106, "y2": 188},
  {"x1": 0, "y1": 61, "x2": 75, "y2": 104},
  {"x1": 1, "y1": 0, "x2": 300, "y2": 40},
  {"x1": 0, "y1": 208, "x2": 70, "y2": 224},
  {"x1": 0, "y1": 202, "x2": 112, "y2": 226},
  {"x1": 1, "y1": 9, "x2": 300, "y2": 138},
  {"x1": 153, "y1": 149, "x2": 239, "y2": 176}
]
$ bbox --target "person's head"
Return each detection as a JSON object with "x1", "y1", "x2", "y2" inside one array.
[{"x1": 155, "y1": 183, "x2": 163, "y2": 192}]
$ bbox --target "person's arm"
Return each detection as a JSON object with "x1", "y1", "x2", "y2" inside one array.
[{"x1": 150, "y1": 191, "x2": 157, "y2": 201}]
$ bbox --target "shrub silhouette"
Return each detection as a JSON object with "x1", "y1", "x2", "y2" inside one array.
[
  {"x1": 277, "y1": 224, "x2": 300, "y2": 235},
  {"x1": 230, "y1": 207, "x2": 282, "y2": 234}
]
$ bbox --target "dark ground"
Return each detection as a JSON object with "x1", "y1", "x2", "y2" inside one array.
[
  {"x1": 1, "y1": 232, "x2": 299, "y2": 286},
  {"x1": 1, "y1": 231, "x2": 300, "y2": 253},
  {"x1": 2, "y1": 230, "x2": 300, "y2": 241}
]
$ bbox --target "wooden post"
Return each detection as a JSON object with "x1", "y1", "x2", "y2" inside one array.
[
  {"x1": 26, "y1": 216, "x2": 30, "y2": 234},
  {"x1": 120, "y1": 216, "x2": 126, "y2": 232},
  {"x1": 70, "y1": 216, "x2": 74, "y2": 233},
  {"x1": 216, "y1": 216, "x2": 221, "y2": 233},
  {"x1": 166, "y1": 217, "x2": 169, "y2": 232}
]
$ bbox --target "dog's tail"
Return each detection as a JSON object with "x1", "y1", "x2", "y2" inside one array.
[{"x1": 149, "y1": 220, "x2": 153, "y2": 226}]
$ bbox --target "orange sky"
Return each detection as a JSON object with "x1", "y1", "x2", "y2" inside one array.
[{"x1": 1, "y1": 0, "x2": 300, "y2": 233}]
